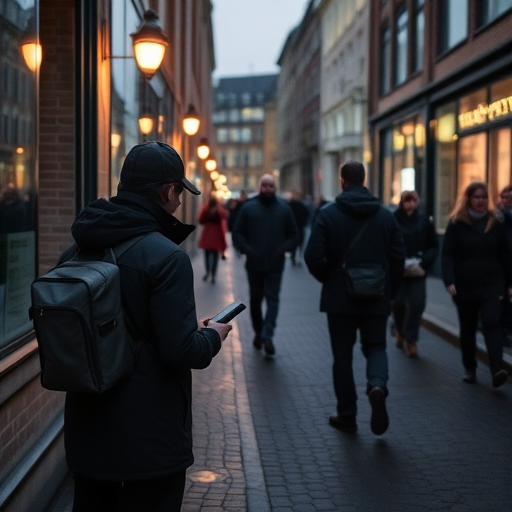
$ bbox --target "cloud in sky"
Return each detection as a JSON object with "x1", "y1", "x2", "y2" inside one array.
[{"x1": 211, "y1": 0, "x2": 309, "y2": 78}]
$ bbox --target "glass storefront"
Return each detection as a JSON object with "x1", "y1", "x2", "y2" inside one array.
[
  {"x1": 381, "y1": 114, "x2": 425, "y2": 206},
  {"x1": 433, "y1": 75, "x2": 512, "y2": 232},
  {"x1": 0, "y1": 0, "x2": 38, "y2": 355}
]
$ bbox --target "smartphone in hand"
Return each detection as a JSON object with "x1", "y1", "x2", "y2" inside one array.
[{"x1": 209, "y1": 301, "x2": 246, "y2": 324}]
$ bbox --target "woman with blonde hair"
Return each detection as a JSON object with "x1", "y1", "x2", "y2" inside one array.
[{"x1": 441, "y1": 181, "x2": 512, "y2": 387}]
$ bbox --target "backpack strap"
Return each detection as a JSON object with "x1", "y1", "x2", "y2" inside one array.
[
  {"x1": 105, "y1": 234, "x2": 149, "y2": 265},
  {"x1": 343, "y1": 210, "x2": 380, "y2": 264}
]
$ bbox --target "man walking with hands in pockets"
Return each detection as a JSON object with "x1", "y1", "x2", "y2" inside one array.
[{"x1": 305, "y1": 161, "x2": 405, "y2": 435}]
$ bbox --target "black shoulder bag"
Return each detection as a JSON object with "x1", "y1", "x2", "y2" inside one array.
[{"x1": 342, "y1": 216, "x2": 386, "y2": 301}]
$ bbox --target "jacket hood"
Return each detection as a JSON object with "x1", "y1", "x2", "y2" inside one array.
[
  {"x1": 335, "y1": 185, "x2": 381, "y2": 218},
  {"x1": 71, "y1": 191, "x2": 195, "y2": 249}
]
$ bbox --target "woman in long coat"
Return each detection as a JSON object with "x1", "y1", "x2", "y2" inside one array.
[
  {"x1": 198, "y1": 196, "x2": 228, "y2": 283},
  {"x1": 442, "y1": 181, "x2": 512, "y2": 387}
]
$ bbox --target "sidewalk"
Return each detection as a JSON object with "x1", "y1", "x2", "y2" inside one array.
[
  {"x1": 45, "y1": 242, "x2": 511, "y2": 511},
  {"x1": 423, "y1": 275, "x2": 512, "y2": 372}
]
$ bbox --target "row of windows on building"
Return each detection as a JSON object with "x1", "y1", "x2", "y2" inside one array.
[
  {"x1": 215, "y1": 91, "x2": 266, "y2": 108},
  {"x1": 216, "y1": 126, "x2": 263, "y2": 144},
  {"x1": 218, "y1": 148, "x2": 263, "y2": 169},
  {"x1": 380, "y1": 0, "x2": 512, "y2": 95},
  {"x1": 3, "y1": 62, "x2": 33, "y2": 103},
  {"x1": 212, "y1": 107, "x2": 265, "y2": 124}
]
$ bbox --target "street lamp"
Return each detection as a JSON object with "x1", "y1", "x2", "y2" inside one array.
[
  {"x1": 103, "y1": 9, "x2": 168, "y2": 81},
  {"x1": 182, "y1": 104, "x2": 200, "y2": 136},
  {"x1": 20, "y1": 17, "x2": 42, "y2": 72},
  {"x1": 130, "y1": 10, "x2": 168, "y2": 80},
  {"x1": 205, "y1": 157, "x2": 217, "y2": 172},
  {"x1": 197, "y1": 138, "x2": 210, "y2": 160},
  {"x1": 138, "y1": 115, "x2": 154, "y2": 136}
]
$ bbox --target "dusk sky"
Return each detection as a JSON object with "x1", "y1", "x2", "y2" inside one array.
[{"x1": 211, "y1": 0, "x2": 309, "y2": 79}]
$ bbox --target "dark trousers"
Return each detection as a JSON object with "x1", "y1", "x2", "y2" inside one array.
[
  {"x1": 246, "y1": 270, "x2": 283, "y2": 340},
  {"x1": 455, "y1": 296, "x2": 504, "y2": 375},
  {"x1": 327, "y1": 314, "x2": 389, "y2": 416},
  {"x1": 204, "y1": 249, "x2": 220, "y2": 278},
  {"x1": 72, "y1": 471, "x2": 186, "y2": 512},
  {"x1": 393, "y1": 278, "x2": 426, "y2": 343}
]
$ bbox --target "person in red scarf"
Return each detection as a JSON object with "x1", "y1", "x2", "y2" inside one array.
[{"x1": 198, "y1": 196, "x2": 228, "y2": 283}]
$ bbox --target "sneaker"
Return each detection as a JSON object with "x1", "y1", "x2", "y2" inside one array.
[
  {"x1": 253, "y1": 335, "x2": 263, "y2": 350},
  {"x1": 462, "y1": 370, "x2": 476, "y2": 384},
  {"x1": 329, "y1": 414, "x2": 357, "y2": 433},
  {"x1": 368, "y1": 387, "x2": 389, "y2": 435},
  {"x1": 263, "y1": 338, "x2": 275, "y2": 356},
  {"x1": 492, "y1": 369, "x2": 508, "y2": 388}
]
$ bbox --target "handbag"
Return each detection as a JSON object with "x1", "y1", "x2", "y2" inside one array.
[{"x1": 343, "y1": 219, "x2": 386, "y2": 301}]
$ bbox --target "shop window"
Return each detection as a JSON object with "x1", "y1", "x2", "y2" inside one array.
[
  {"x1": 434, "y1": 102, "x2": 457, "y2": 232},
  {"x1": 380, "y1": 24, "x2": 391, "y2": 95},
  {"x1": 413, "y1": 0, "x2": 425, "y2": 73},
  {"x1": 480, "y1": 0, "x2": 512, "y2": 26},
  {"x1": 491, "y1": 75, "x2": 512, "y2": 103},
  {"x1": 0, "y1": 1, "x2": 38, "y2": 356},
  {"x1": 458, "y1": 133, "x2": 487, "y2": 195},
  {"x1": 395, "y1": 7, "x2": 408, "y2": 86},
  {"x1": 458, "y1": 88, "x2": 487, "y2": 131},
  {"x1": 489, "y1": 127, "x2": 511, "y2": 201},
  {"x1": 440, "y1": 0, "x2": 468, "y2": 53}
]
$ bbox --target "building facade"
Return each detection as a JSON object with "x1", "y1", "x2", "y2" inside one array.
[
  {"x1": 212, "y1": 74, "x2": 278, "y2": 195},
  {"x1": 0, "y1": 1, "x2": 216, "y2": 510},
  {"x1": 368, "y1": 0, "x2": 512, "y2": 236},
  {"x1": 318, "y1": 0, "x2": 369, "y2": 200},
  {"x1": 276, "y1": 0, "x2": 321, "y2": 199}
]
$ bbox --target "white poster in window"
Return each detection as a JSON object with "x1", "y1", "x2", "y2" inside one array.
[
  {"x1": 401, "y1": 167, "x2": 416, "y2": 192},
  {"x1": 4, "y1": 231, "x2": 35, "y2": 339}
]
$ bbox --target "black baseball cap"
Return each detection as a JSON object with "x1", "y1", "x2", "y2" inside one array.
[{"x1": 120, "y1": 141, "x2": 200, "y2": 195}]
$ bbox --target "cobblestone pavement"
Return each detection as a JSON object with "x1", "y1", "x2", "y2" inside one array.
[
  {"x1": 46, "y1": 240, "x2": 512, "y2": 511},
  {"x1": 229, "y1": 247, "x2": 512, "y2": 512}
]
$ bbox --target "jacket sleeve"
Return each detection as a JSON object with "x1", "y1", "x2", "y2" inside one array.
[
  {"x1": 421, "y1": 216, "x2": 439, "y2": 271},
  {"x1": 279, "y1": 206, "x2": 300, "y2": 254},
  {"x1": 232, "y1": 205, "x2": 252, "y2": 255},
  {"x1": 387, "y1": 216, "x2": 406, "y2": 298},
  {"x1": 441, "y1": 222, "x2": 456, "y2": 287},
  {"x1": 497, "y1": 221, "x2": 512, "y2": 286},
  {"x1": 150, "y1": 250, "x2": 221, "y2": 369},
  {"x1": 304, "y1": 212, "x2": 329, "y2": 282}
]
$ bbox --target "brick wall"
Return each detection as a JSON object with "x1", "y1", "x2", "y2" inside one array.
[{"x1": 38, "y1": 0, "x2": 76, "y2": 274}]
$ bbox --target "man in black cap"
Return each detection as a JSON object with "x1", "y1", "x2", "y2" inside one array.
[{"x1": 61, "y1": 142, "x2": 233, "y2": 511}]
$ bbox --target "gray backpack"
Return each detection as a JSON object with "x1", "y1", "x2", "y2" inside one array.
[{"x1": 29, "y1": 236, "x2": 146, "y2": 393}]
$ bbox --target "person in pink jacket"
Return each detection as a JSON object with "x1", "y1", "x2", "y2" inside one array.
[{"x1": 198, "y1": 196, "x2": 228, "y2": 283}]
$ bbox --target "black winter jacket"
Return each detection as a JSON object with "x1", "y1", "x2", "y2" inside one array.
[
  {"x1": 394, "y1": 208, "x2": 439, "y2": 274},
  {"x1": 441, "y1": 214, "x2": 512, "y2": 300},
  {"x1": 61, "y1": 191, "x2": 221, "y2": 481},
  {"x1": 304, "y1": 185, "x2": 405, "y2": 315},
  {"x1": 232, "y1": 194, "x2": 299, "y2": 272}
]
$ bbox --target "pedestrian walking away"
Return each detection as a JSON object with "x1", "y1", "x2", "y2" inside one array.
[
  {"x1": 441, "y1": 181, "x2": 512, "y2": 388},
  {"x1": 288, "y1": 189, "x2": 310, "y2": 265},
  {"x1": 59, "y1": 141, "x2": 232, "y2": 512},
  {"x1": 496, "y1": 184, "x2": 512, "y2": 347},
  {"x1": 233, "y1": 173, "x2": 299, "y2": 356},
  {"x1": 305, "y1": 161, "x2": 405, "y2": 435},
  {"x1": 198, "y1": 195, "x2": 228, "y2": 284},
  {"x1": 392, "y1": 190, "x2": 438, "y2": 358}
]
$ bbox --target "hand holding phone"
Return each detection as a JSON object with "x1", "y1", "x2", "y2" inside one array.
[{"x1": 209, "y1": 301, "x2": 246, "y2": 324}]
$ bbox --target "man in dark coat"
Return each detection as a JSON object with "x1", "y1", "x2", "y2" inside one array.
[
  {"x1": 305, "y1": 161, "x2": 405, "y2": 435},
  {"x1": 61, "y1": 142, "x2": 232, "y2": 511},
  {"x1": 233, "y1": 174, "x2": 299, "y2": 356}
]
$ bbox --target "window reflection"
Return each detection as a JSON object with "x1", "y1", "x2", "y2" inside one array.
[{"x1": 0, "y1": 0, "x2": 38, "y2": 352}]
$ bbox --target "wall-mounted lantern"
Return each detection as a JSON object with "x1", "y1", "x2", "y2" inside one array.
[
  {"x1": 182, "y1": 104, "x2": 201, "y2": 136},
  {"x1": 197, "y1": 138, "x2": 210, "y2": 160},
  {"x1": 138, "y1": 115, "x2": 154, "y2": 136},
  {"x1": 104, "y1": 9, "x2": 168, "y2": 80},
  {"x1": 205, "y1": 157, "x2": 217, "y2": 172},
  {"x1": 20, "y1": 17, "x2": 42, "y2": 72}
]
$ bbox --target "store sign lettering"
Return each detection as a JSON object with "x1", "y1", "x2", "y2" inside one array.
[{"x1": 458, "y1": 96, "x2": 512, "y2": 129}]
